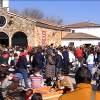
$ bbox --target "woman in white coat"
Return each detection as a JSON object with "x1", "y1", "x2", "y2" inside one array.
[{"x1": 87, "y1": 50, "x2": 94, "y2": 76}]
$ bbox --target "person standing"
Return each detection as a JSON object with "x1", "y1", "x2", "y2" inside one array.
[
  {"x1": 32, "y1": 47, "x2": 45, "y2": 75},
  {"x1": 69, "y1": 48, "x2": 75, "y2": 72},
  {"x1": 62, "y1": 47, "x2": 69, "y2": 76},
  {"x1": 55, "y1": 50, "x2": 63, "y2": 76},
  {"x1": 17, "y1": 49, "x2": 29, "y2": 89},
  {"x1": 87, "y1": 49, "x2": 95, "y2": 76},
  {"x1": 76, "y1": 47, "x2": 83, "y2": 63},
  {"x1": 45, "y1": 49, "x2": 55, "y2": 86}
]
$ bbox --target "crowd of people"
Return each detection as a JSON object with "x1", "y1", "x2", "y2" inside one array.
[{"x1": 0, "y1": 44, "x2": 100, "y2": 100}]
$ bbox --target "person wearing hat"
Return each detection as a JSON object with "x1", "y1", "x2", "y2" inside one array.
[{"x1": 45, "y1": 49, "x2": 55, "y2": 86}]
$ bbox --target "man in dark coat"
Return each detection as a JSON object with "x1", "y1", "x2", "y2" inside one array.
[
  {"x1": 32, "y1": 47, "x2": 45, "y2": 75},
  {"x1": 62, "y1": 47, "x2": 69, "y2": 76},
  {"x1": 17, "y1": 49, "x2": 29, "y2": 89},
  {"x1": 55, "y1": 50, "x2": 63, "y2": 76}
]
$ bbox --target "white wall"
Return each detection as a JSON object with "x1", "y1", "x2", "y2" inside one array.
[
  {"x1": 71, "y1": 27, "x2": 100, "y2": 37},
  {"x1": 62, "y1": 39, "x2": 99, "y2": 47},
  {"x1": 2, "y1": 0, "x2": 9, "y2": 7}
]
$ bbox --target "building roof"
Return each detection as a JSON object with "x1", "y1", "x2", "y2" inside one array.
[
  {"x1": 8, "y1": 11, "x2": 66, "y2": 29},
  {"x1": 62, "y1": 32, "x2": 99, "y2": 39},
  {"x1": 65, "y1": 22, "x2": 100, "y2": 28}
]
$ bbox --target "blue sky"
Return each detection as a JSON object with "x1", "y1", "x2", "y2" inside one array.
[{"x1": 9, "y1": 0, "x2": 100, "y2": 25}]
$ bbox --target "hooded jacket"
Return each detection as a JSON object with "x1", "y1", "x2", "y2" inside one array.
[{"x1": 17, "y1": 53, "x2": 27, "y2": 69}]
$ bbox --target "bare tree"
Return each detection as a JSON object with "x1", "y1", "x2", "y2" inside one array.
[
  {"x1": 22, "y1": 7, "x2": 44, "y2": 19},
  {"x1": 45, "y1": 15, "x2": 63, "y2": 25},
  {"x1": 57, "y1": 18, "x2": 63, "y2": 25},
  {"x1": 10, "y1": 7, "x2": 63, "y2": 25},
  {"x1": 10, "y1": 8, "x2": 18, "y2": 13}
]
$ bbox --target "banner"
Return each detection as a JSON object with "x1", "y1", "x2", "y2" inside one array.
[{"x1": 42, "y1": 31, "x2": 46, "y2": 46}]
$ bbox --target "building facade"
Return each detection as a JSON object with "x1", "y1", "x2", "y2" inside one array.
[
  {"x1": 0, "y1": 7, "x2": 69, "y2": 47},
  {"x1": 65, "y1": 22, "x2": 100, "y2": 37},
  {"x1": 63, "y1": 22, "x2": 100, "y2": 47},
  {"x1": 62, "y1": 32, "x2": 100, "y2": 47}
]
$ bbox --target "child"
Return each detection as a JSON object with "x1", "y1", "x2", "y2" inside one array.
[
  {"x1": 14, "y1": 73, "x2": 23, "y2": 86},
  {"x1": 7, "y1": 76, "x2": 23, "y2": 99},
  {"x1": 29, "y1": 67, "x2": 44, "y2": 89},
  {"x1": 50, "y1": 70, "x2": 71, "y2": 94},
  {"x1": 1, "y1": 71, "x2": 13, "y2": 99}
]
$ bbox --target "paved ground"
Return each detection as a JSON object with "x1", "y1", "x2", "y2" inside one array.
[
  {"x1": 67, "y1": 67, "x2": 97, "y2": 91},
  {"x1": 25, "y1": 67, "x2": 98, "y2": 91}
]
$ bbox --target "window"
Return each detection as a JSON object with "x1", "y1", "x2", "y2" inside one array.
[
  {"x1": 67, "y1": 29, "x2": 71, "y2": 32},
  {"x1": 0, "y1": 15, "x2": 7, "y2": 27},
  {"x1": 72, "y1": 30, "x2": 75, "y2": 33},
  {"x1": 69, "y1": 42, "x2": 74, "y2": 46}
]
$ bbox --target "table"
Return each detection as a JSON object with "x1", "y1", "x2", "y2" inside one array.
[{"x1": 33, "y1": 86, "x2": 63, "y2": 100}]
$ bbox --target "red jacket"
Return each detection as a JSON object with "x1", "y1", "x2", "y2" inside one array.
[{"x1": 76, "y1": 49, "x2": 83, "y2": 57}]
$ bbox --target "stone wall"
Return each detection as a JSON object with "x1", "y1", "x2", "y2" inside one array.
[
  {"x1": 0, "y1": 8, "x2": 66, "y2": 47},
  {"x1": 0, "y1": 8, "x2": 35, "y2": 46},
  {"x1": 34, "y1": 26, "x2": 62, "y2": 46}
]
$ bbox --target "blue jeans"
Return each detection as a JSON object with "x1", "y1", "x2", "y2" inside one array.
[
  {"x1": 87, "y1": 64, "x2": 94, "y2": 76},
  {"x1": 18, "y1": 68, "x2": 29, "y2": 89},
  {"x1": 56, "y1": 68, "x2": 62, "y2": 76},
  {"x1": 44, "y1": 59, "x2": 46, "y2": 68},
  {"x1": 40, "y1": 69, "x2": 42, "y2": 75}
]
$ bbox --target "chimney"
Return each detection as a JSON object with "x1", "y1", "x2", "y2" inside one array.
[{"x1": 2, "y1": 0, "x2": 9, "y2": 11}]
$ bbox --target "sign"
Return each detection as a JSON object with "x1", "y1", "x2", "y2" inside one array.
[{"x1": 42, "y1": 31, "x2": 46, "y2": 46}]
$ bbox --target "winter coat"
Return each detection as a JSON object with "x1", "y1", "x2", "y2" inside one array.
[
  {"x1": 87, "y1": 54, "x2": 94, "y2": 65},
  {"x1": 32, "y1": 52, "x2": 45, "y2": 69},
  {"x1": 76, "y1": 49, "x2": 83, "y2": 57},
  {"x1": 69, "y1": 51, "x2": 75, "y2": 62},
  {"x1": 62, "y1": 51, "x2": 69, "y2": 62},
  {"x1": 55, "y1": 54, "x2": 63, "y2": 68},
  {"x1": 45, "y1": 55, "x2": 55, "y2": 78},
  {"x1": 17, "y1": 53, "x2": 27, "y2": 69}
]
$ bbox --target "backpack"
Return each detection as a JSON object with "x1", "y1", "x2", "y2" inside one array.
[{"x1": 36, "y1": 54, "x2": 42, "y2": 64}]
